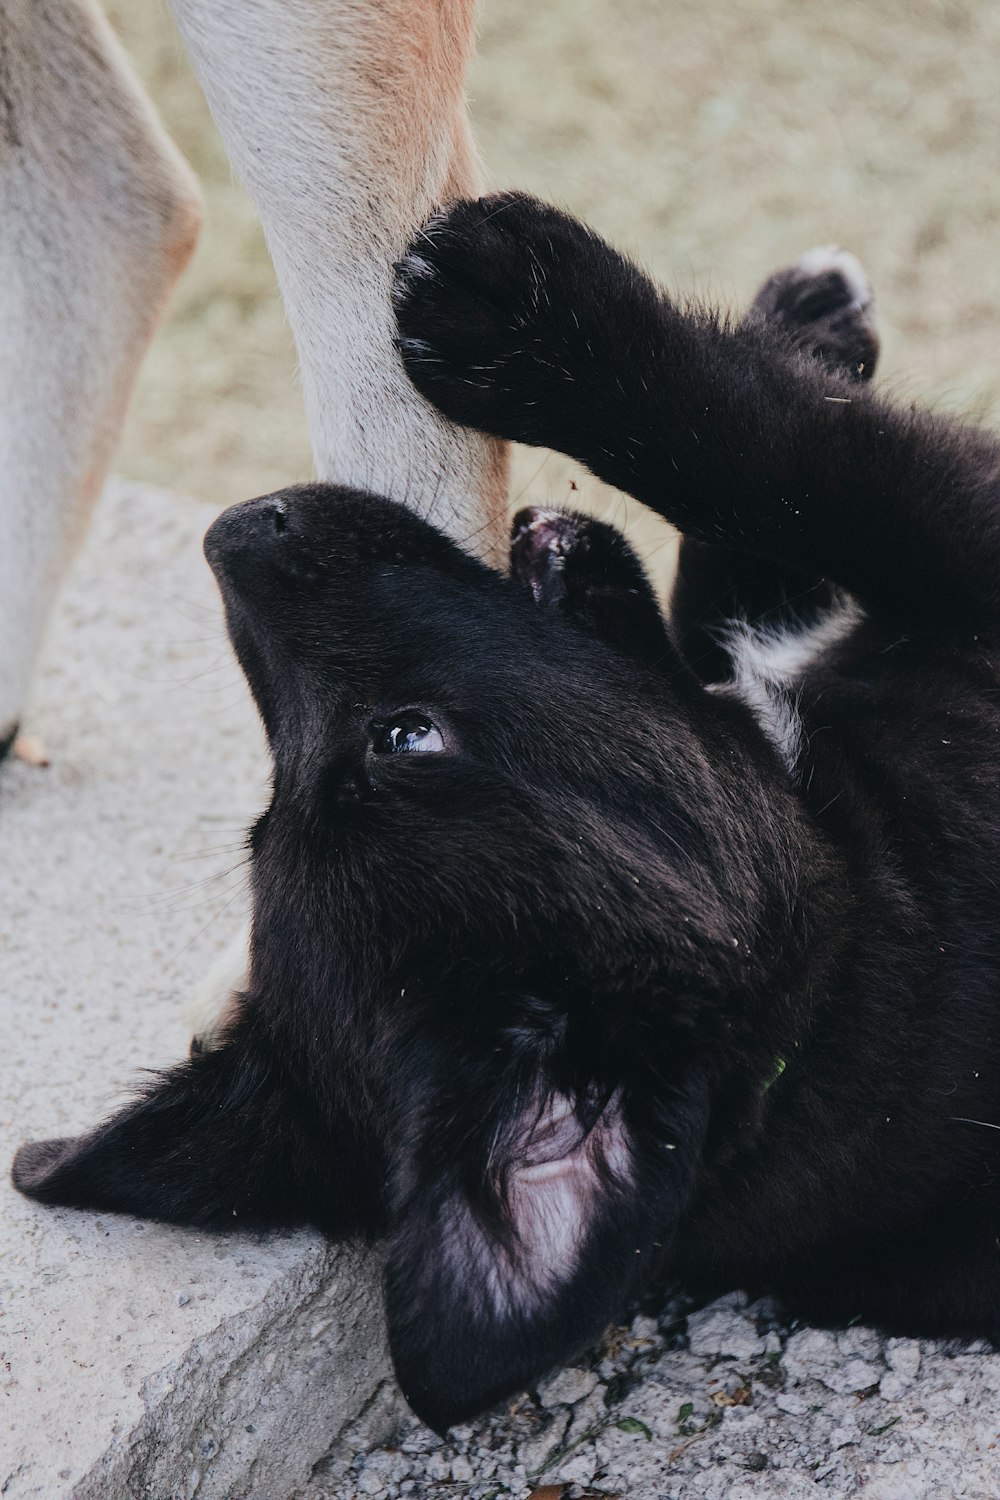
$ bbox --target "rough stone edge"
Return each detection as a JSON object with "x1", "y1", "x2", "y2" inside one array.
[{"x1": 72, "y1": 1240, "x2": 406, "y2": 1500}]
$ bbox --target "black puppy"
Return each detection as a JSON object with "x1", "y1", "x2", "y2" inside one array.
[{"x1": 14, "y1": 195, "x2": 1000, "y2": 1437}]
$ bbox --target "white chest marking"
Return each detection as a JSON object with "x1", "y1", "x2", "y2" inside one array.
[{"x1": 713, "y1": 598, "x2": 864, "y2": 773}]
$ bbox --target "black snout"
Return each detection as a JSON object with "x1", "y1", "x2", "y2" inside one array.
[
  {"x1": 203, "y1": 481, "x2": 498, "y2": 630},
  {"x1": 203, "y1": 493, "x2": 291, "y2": 584}
]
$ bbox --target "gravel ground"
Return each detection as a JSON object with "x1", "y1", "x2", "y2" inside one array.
[{"x1": 305, "y1": 1295, "x2": 1000, "y2": 1499}]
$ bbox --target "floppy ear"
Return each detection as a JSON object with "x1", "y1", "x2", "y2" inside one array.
[
  {"x1": 385, "y1": 1064, "x2": 709, "y2": 1432},
  {"x1": 12, "y1": 1026, "x2": 375, "y2": 1236}
]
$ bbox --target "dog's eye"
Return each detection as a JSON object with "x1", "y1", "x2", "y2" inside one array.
[{"x1": 373, "y1": 715, "x2": 445, "y2": 755}]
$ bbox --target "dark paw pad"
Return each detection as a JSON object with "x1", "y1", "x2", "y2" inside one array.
[
  {"x1": 510, "y1": 506, "x2": 670, "y2": 662},
  {"x1": 750, "y1": 247, "x2": 879, "y2": 381},
  {"x1": 510, "y1": 506, "x2": 589, "y2": 608}
]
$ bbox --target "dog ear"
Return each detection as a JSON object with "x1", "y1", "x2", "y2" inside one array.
[
  {"x1": 385, "y1": 1061, "x2": 708, "y2": 1432},
  {"x1": 12, "y1": 1027, "x2": 375, "y2": 1236}
]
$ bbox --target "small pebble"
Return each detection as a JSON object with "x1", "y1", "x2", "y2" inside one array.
[
  {"x1": 830, "y1": 1422, "x2": 860, "y2": 1449},
  {"x1": 687, "y1": 1306, "x2": 766, "y2": 1362},
  {"x1": 880, "y1": 1371, "x2": 911, "y2": 1401},
  {"x1": 555, "y1": 1445, "x2": 598, "y2": 1486},
  {"x1": 820, "y1": 1358, "x2": 881, "y2": 1395},
  {"x1": 13, "y1": 734, "x2": 49, "y2": 768},
  {"x1": 537, "y1": 1365, "x2": 600, "y2": 1407},
  {"x1": 884, "y1": 1338, "x2": 922, "y2": 1382}
]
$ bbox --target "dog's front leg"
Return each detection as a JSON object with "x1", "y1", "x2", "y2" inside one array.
[
  {"x1": 167, "y1": 0, "x2": 510, "y2": 563},
  {"x1": 396, "y1": 192, "x2": 1000, "y2": 630},
  {"x1": 0, "y1": 0, "x2": 202, "y2": 753}
]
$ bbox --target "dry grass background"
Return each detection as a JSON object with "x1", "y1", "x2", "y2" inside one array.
[{"x1": 107, "y1": 0, "x2": 1000, "y2": 568}]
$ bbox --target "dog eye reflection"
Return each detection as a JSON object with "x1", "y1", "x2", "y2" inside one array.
[{"x1": 373, "y1": 715, "x2": 445, "y2": 755}]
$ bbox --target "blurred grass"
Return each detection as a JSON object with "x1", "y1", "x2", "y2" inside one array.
[{"x1": 108, "y1": 0, "x2": 1000, "y2": 567}]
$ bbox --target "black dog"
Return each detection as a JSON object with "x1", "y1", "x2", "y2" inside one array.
[{"x1": 14, "y1": 194, "x2": 1000, "y2": 1437}]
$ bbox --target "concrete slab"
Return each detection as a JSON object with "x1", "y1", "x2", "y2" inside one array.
[{"x1": 0, "y1": 482, "x2": 403, "y2": 1499}]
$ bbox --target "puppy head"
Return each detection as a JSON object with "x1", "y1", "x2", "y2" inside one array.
[
  {"x1": 202, "y1": 484, "x2": 794, "y2": 1427},
  {"x1": 203, "y1": 485, "x2": 753, "y2": 984},
  {"x1": 13, "y1": 486, "x2": 805, "y2": 1435}
]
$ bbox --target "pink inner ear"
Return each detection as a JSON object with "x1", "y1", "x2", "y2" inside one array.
[
  {"x1": 505, "y1": 1089, "x2": 632, "y2": 1302},
  {"x1": 517, "y1": 1091, "x2": 585, "y2": 1179},
  {"x1": 436, "y1": 1089, "x2": 632, "y2": 1322}
]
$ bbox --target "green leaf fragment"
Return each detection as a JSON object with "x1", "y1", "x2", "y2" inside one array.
[
  {"x1": 616, "y1": 1416, "x2": 653, "y2": 1439},
  {"x1": 868, "y1": 1415, "x2": 902, "y2": 1437}
]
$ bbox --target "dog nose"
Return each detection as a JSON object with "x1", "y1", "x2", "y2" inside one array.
[{"x1": 203, "y1": 493, "x2": 293, "y2": 577}]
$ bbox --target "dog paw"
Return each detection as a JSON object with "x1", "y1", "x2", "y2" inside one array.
[
  {"x1": 749, "y1": 246, "x2": 879, "y2": 381},
  {"x1": 510, "y1": 506, "x2": 588, "y2": 608},
  {"x1": 510, "y1": 505, "x2": 670, "y2": 662},
  {"x1": 393, "y1": 192, "x2": 605, "y2": 446}
]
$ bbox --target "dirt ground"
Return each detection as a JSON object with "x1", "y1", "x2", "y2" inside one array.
[{"x1": 108, "y1": 0, "x2": 1000, "y2": 548}]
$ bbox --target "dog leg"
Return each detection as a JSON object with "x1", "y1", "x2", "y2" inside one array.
[
  {"x1": 166, "y1": 0, "x2": 509, "y2": 563},
  {"x1": 672, "y1": 247, "x2": 880, "y2": 680},
  {"x1": 0, "y1": 0, "x2": 202, "y2": 752},
  {"x1": 396, "y1": 193, "x2": 1000, "y2": 630}
]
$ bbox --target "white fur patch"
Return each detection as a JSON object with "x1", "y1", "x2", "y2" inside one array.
[
  {"x1": 796, "y1": 245, "x2": 872, "y2": 312},
  {"x1": 441, "y1": 1089, "x2": 632, "y2": 1320},
  {"x1": 714, "y1": 597, "x2": 864, "y2": 773}
]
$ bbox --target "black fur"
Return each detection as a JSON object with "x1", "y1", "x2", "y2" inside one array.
[
  {"x1": 14, "y1": 193, "x2": 1000, "y2": 1436},
  {"x1": 675, "y1": 246, "x2": 878, "y2": 683}
]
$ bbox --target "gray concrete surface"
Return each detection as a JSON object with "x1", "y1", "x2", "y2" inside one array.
[{"x1": 0, "y1": 482, "x2": 403, "y2": 1499}]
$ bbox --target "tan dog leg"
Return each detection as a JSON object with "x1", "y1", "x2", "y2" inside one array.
[
  {"x1": 168, "y1": 0, "x2": 510, "y2": 1047},
  {"x1": 167, "y1": 0, "x2": 509, "y2": 563},
  {"x1": 0, "y1": 0, "x2": 202, "y2": 749}
]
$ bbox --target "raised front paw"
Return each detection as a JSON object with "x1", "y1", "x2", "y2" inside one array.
[
  {"x1": 393, "y1": 192, "x2": 621, "y2": 449},
  {"x1": 749, "y1": 246, "x2": 879, "y2": 382}
]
